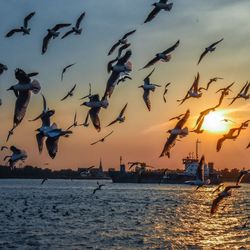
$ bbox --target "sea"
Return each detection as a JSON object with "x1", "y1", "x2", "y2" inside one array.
[{"x1": 0, "y1": 179, "x2": 249, "y2": 250}]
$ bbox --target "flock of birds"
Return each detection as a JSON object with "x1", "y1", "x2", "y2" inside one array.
[{"x1": 0, "y1": 1, "x2": 249, "y2": 212}]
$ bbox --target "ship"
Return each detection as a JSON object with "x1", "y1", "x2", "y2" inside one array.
[{"x1": 109, "y1": 140, "x2": 221, "y2": 184}]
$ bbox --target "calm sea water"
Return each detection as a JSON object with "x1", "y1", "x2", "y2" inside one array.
[{"x1": 0, "y1": 179, "x2": 249, "y2": 249}]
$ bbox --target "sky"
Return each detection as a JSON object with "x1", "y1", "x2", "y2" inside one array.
[{"x1": 0, "y1": 0, "x2": 250, "y2": 171}]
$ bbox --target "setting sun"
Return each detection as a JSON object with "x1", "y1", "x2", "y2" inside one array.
[{"x1": 202, "y1": 111, "x2": 229, "y2": 133}]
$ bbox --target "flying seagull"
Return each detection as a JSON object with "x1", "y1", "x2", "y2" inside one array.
[
  {"x1": 144, "y1": 0, "x2": 173, "y2": 24},
  {"x1": 177, "y1": 73, "x2": 202, "y2": 105},
  {"x1": 80, "y1": 166, "x2": 95, "y2": 176},
  {"x1": 197, "y1": 38, "x2": 224, "y2": 65},
  {"x1": 108, "y1": 29, "x2": 136, "y2": 56},
  {"x1": 160, "y1": 109, "x2": 190, "y2": 158},
  {"x1": 163, "y1": 82, "x2": 171, "y2": 103},
  {"x1": 6, "y1": 12, "x2": 35, "y2": 37},
  {"x1": 7, "y1": 68, "x2": 41, "y2": 141},
  {"x1": 29, "y1": 94, "x2": 55, "y2": 153},
  {"x1": 61, "y1": 84, "x2": 77, "y2": 101},
  {"x1": 67, "y1": 112, "x2": 78, "y2": 130},
  {"x1": 0, "y1": 63, "x2": 8, "y2": 75},
  {"x1": 141, "y1": 40, "x2": 179, "y2": 69},
  {"x1": 91, "y1": 131, "x2": 114, "y2": 146},
  {"x1": 81, "y1": 94, "x2": 109, "y2": 132},
  {"x1": 139, "y1": 68, "x2": 161, "y2": 111},
  {"x1": 61, "y1": 12, "x2": 85, "y2": 39},
  {"x1": 41, "y1": 178, "x2": 48, "y2": 185},
  {"x1": 199, "y1": 77, "x2": 223, "y2": 91},
  {"x1": 104, "y1": 50, "x2": 132, "y2": 98},
  {"x1": 42, "y1": 23, "x2": 71, "y2": 54},
  {"x1": 236, "y1": 170, "x2": 250, "y2": 186},
  {"x1": 107, "y1": 103, "x2": 128, "y2": 127},
  {"x1": 4, "y1": 146, "x2": 27, "y2": 169},
  {"x1": 93, "y1": 182, "x2": 105, "y2": 195},
  {"x1": 61, "y1": 63, "x2": 75, "y2": 81},
  {"x1": 228, "y1": 81, "x2": 250, "y2": 106},
  {"x1": 215, "y1": 82, "x2": 235, "y2": 108}
]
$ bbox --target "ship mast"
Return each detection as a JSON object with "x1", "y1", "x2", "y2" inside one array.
[{"x1": 196, "y1": 139, "x2": 201, "y2": 159}]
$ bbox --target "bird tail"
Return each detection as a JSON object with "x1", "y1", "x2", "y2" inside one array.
[{"x1": 31, "y1": 80, "x2": 41, "y2": 94}]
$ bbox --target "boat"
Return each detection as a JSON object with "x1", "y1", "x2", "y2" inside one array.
[{"x1": 109, "y1": 140, "x2": 221, "y2": 184}]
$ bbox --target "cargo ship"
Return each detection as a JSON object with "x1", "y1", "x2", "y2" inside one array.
[{"x1": 109, "y1": 140, "x2": 221, "y2": 184}]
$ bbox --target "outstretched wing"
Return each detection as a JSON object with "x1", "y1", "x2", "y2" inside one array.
[
  {"x1": 197, "y1": 50, "x2": 208, "y2": 65},
  {"x1": 53, "y1": 23, "x2": 71, "y2": 31},
  {"x1": 122, "y1": 29, "x2": 136, "y2": 40},
  {"x1": 6, "y1": 29, "x2": 22, "y2": 37},
  {"x1": 61, "y1": 30, "x2": 74, "y2": 39},
  {"x1": 36, "y1": 133, "x2": 45, "y2": 154},
  {"x1": 144, "y1": 7, "x2": 161, "y2": 23},
  {"x1": 42, "y1": 33, "x2": 52, "y2": 54},
  {"x1": 143, "y1": 90, "x2": 151, "y2": 111},
  {"x1": 76, "y1": 12, "x2": 85, "y2": 28},
  {"x1": 142, "y1": 56, "x2": 159, "y2": 69},
  {"x1": 108, "y1": 41, "x2": 120, "y2": 56},
  {"x1": 119, "y1": 103, "x2": 128, "y2": 117},
  {"x1": 210, "y1": 38, "x2": 224, "y2": 48},
  {"x1": 162, "y1": 40, "x2": 180, "y2": 54},
  {"x1": 24, "y1": 12, "x2": 35, "y2": 28},
  {"x1": 89, "y1": 108, "x2": 101, "y2": 132},
  {"x1": 216, "y1": 137, "x2": 226, "y2": 152}
]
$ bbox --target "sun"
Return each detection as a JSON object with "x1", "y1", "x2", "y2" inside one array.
[{"x1": 202, "y1": 111, "x2": 229, "y2": 133}]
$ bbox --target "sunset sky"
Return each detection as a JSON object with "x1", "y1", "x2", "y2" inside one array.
[{"x1": 0, "y1": 0, "x2": 250, "y2": 170}]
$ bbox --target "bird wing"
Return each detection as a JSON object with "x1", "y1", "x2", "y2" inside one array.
[
  {"x1": 107, "y1": 57, "x2": 118, "y2": 73},
  {"x1": 46, "y1": 137, "x2": 59, "y2": 159},
  {"x1": 69, "y1": 84, "x2": 77, "y2": 94},
  {"x1": 144, "y1": 68, "x2": 155, "y2": 84},
  {"x1": 144, "y1": 7, "x2": 161, "y2": 23},
  {"x1": 162, "y1": 40, "x2": 180, "y2": 54},
  {"x1": 193, "y1": 72, "x2": 200, "y2": 92},
  {"x1": 74, "y1": 112, "x2": 77, "y2": 123},
  {"x1": 24, "y1": 12, "x2": 35, "y2": 28},
  {"x1": 10, "y1": 146, "x2": 22, "y2": 154},
  {"x1": 61, "y1": 64, "x2": 75, "y2": 81},
  {"x1": 61, "y1": 93, "x2": 70, "y2": 101},
  {"x1": 244, "y1": 82, "x2": 250, "y2": 94},
  {"x1": 122, "y1": 29, "x2": 136, "y2": 39},
  {"x1": 53, "y1": 23, "x2": 71, "y2": 31},
  {"x1": 91, "y1": 140, "x2": 100, "y2": 146},
  {"x1": 42, "y1": 33, "x2": 52, "y2": 54},
  {"x1": 89, "y1": 94, "x2": 100, "y2": 102},
  {"x1": 108, "y1": 41, "x2": 121, "y2": 56},
  {"x1": 107, "y1": 119, "x2": 118, "y2": 127},
  {"x1": 211, "y1": 195, "x2": 224, "y2": 215},
  {"x1": 216, "y1": 137, "x2": 226, "y2": 152},
  {"x1": 197, "y1": 50, "x2": 208, "y2": 65},
  {"x1": 142, "y1": 56, "x2": 159, "y2": 69},
  {"x1": 159, "y1": 133, "x2": 177, "y2": 158},
  {"x1": 42, "y1": 94, "x2": 47, "y2": 111},
  {"x1": 89, "y1": 107, "x2": 101, "y2": 132},
  {"x1": 119, "y1": 103, "x2": 128, "y2": 117},
  {"x1": 117, "y1": 50, "x2": 132, "y2": 64},
  {"x1": 36, "y1": 133, "x2": 45, "y2": 154},
  {"x1": 117, "y1": 43, "x2": 131, "y2": 58},
  {"x1": 61, "y1": 30, "x2": 74, "y2": 39},
  {"x1": 236, "y1": 172, "x2": 246, "y2": 186},
  {"x1": 196, "y1": 155, "x2": 205, "y2": 181},
  {"x1": 210, "y1": 38, "x2": 224, "y2": 48},
  {"x1": 143, "y1": 90, "x2": 151, "y2": 111},
  {"x1": 103, "y1": 71, "x2": 120, "y2": 98},
  {"x1": 229, "y1": 96, "x2": 239, "y2": 106},
  {"x1": 76, "y1": 12, "x2": 85, "y2": 28},
  {"x1": 160, "y1": 0, "x2": 168, "y2": 3},
  {"x1": 103, "y1": 131, "x2": 114, "y2": 140},
  {"x1": 175, "y1": 110, "x2": 190, "y2": 129},
  {"x1": 6, "y1": 29, "x2": 22, "y2": 37}
]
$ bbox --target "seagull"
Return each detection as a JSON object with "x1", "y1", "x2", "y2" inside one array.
[
  {"x1": 228, "y1": 81, "x2": 250, "y2": 106},
  {"x1": 80, "y1": 83, "x2": 92, "y2": 100},
  {"x1": 246, "y1": 142, "x2": 250, "y2": 149},
  {"x1": 1, "y1": 146, "x2": 8, "y2": 151},
  {"x1": 6, "y1": 12, "x2": 35, "y2": 37},
  {"x1": 67, "y1": 112, "x2": 78, "y2": 130},
  {"x1": 61, "y1": 63, "x2": 75, "y2": 81},
  {"x1": 61, "y1": 12, "x2": 85, "y2": 39},
  {"x1": 4, "y1": 146, "x2": 27, "y2": 169},
  {"x1": 211, "y1": 185, "x2": 241, "y2": 215},
  {"x1": 163, "y1": 82, "x2": 171, "y2": 103},
  {"x1": 128, "y1": 161, "x2": 145, "y2": 169},
  {"x1": 191, "y1": 116, "x2": 205, "y2": 134},
  {"x1": 7, "y1": 68, "x2": 41, "y2": 141},
  {"x1": 29, "y1": 94, "x2": 55, "y2": 153},
  {"x1": 61, "y1": 84, "x2": 77, "y2": 101},
  {"x1": 185, "y1": 155, "x2": 210, "y2": 189},
  {"x1": 138, "y1": 68, "x2": 161, "y2": 111},
  {"x1": 197, "y1": 38, "x2": 224, "y2": 65},
  {"x1": 199, "y1": 77, "x2": 223, "y2": 91},
  {"x1": 177, "y1": 73, "x2": 202, "y2": 105},
  {"x1": 212, "y1": 183, "x2": 225, "y2": 194},
  {"x1": 42, "y1": 23, "x2": 71, "y2": 54},
  {"x1": 81, "y1": 94, "x2": 109, "y2": 132},
  {"x1": 41, "y1": 178, "x2": 48, "y2": 185},
  {"x1": 216, "y1": 121, "x2": 249, "y2": 152},
  {"x1": 194, "y1": 106, "x2": 216, "y2": 131},
  {"x1": 104, "y1": 50, "x2": 132, "y2": 98},
  {"x1": 169, "y1": 113, "x2": 185, "y2": 121},
  {"x1": 160, "y1": 109, "x2": 190, "y2": 158},
  {"x1": 144, "y1": 0, "x2": 173, "y2": 24},
  {"x1": 45, "y1": 123, "x2": 72, "y2": 159},
  {"x1": 0, "y1": 63, "x2": 8, "y2": 75},
  {"x1": 236, "y1": 170, "x2": 250, "y2": 186},
  {"x1": 91, "y1": 131, "x2": 114, "y2": 145},
  {"x1": 215, "y1": 82, "x2": 235, "y2": 108},
  {"x1": 93, "y1": 182, "x2": 105, "y2": 195},
  {"x1": 80, "y1": 166, "x2": 95, "y2": 176},
  {"x1": 107, "y1": 103, "x2": 128, "y2": 127},
  {"x1": 141, "y1": 40, "x2": 179, "y2": 69},
  {"x1": 108, "y1": 29, "x2": 136, "y2": 56}
]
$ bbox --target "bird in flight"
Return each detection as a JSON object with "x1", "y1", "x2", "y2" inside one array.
[
  {"x1": 108, "y1": 29, "x2": 136, "y2": 56},
  {"x1": 91, "y1": 131, "x2": 114, "y2": 146},
  {"x1": 107, "y1": 103, "x2": 128, "y2": 127},
  {"x1": 61, "y1": 63, "x2": 76, "y2": 81},
  {"x1": 199, "y1": 77, "x2": 223, "y2": 92},
  {"x1": 80, "y1": 83, "x2": 92, "y2": 100},
  {"x1": 67, "y1": 112, "x2": 78, "y2": 130},
  {"x1": 144, "y1": 0, "x2": 173, "y2": 24},
  {"x1": 61, "y1": 84, "x2": 77, "y2": 101},
  {"x1": 141, "y1": 40, "x2": 179, "y2": 69},
  {"x1": 6, "y1": 12, "x2": 35, "y2": 37},
  {"x1": 93, "y1": 182, "x2": 105, "y2": 195},
  {"x1": 61, "y1": 12, "x2": 86, "y2": 39},
  {"x1": 42, "y1": 23, "x2": 71, "y2": 54},
  {"x1": 228, "y1": 81, "x2": 250, "y2": 106},
  {"x1": 163, "y1": 82, "x2": 171, "y2": 103},
  {"x1": 197, "y1": 38, "x2": 224, "y2": 64}
]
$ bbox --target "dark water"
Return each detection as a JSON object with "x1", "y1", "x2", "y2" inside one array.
[{"x1": 0, "y1": 179, "x2": 249, "y2": 249}]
